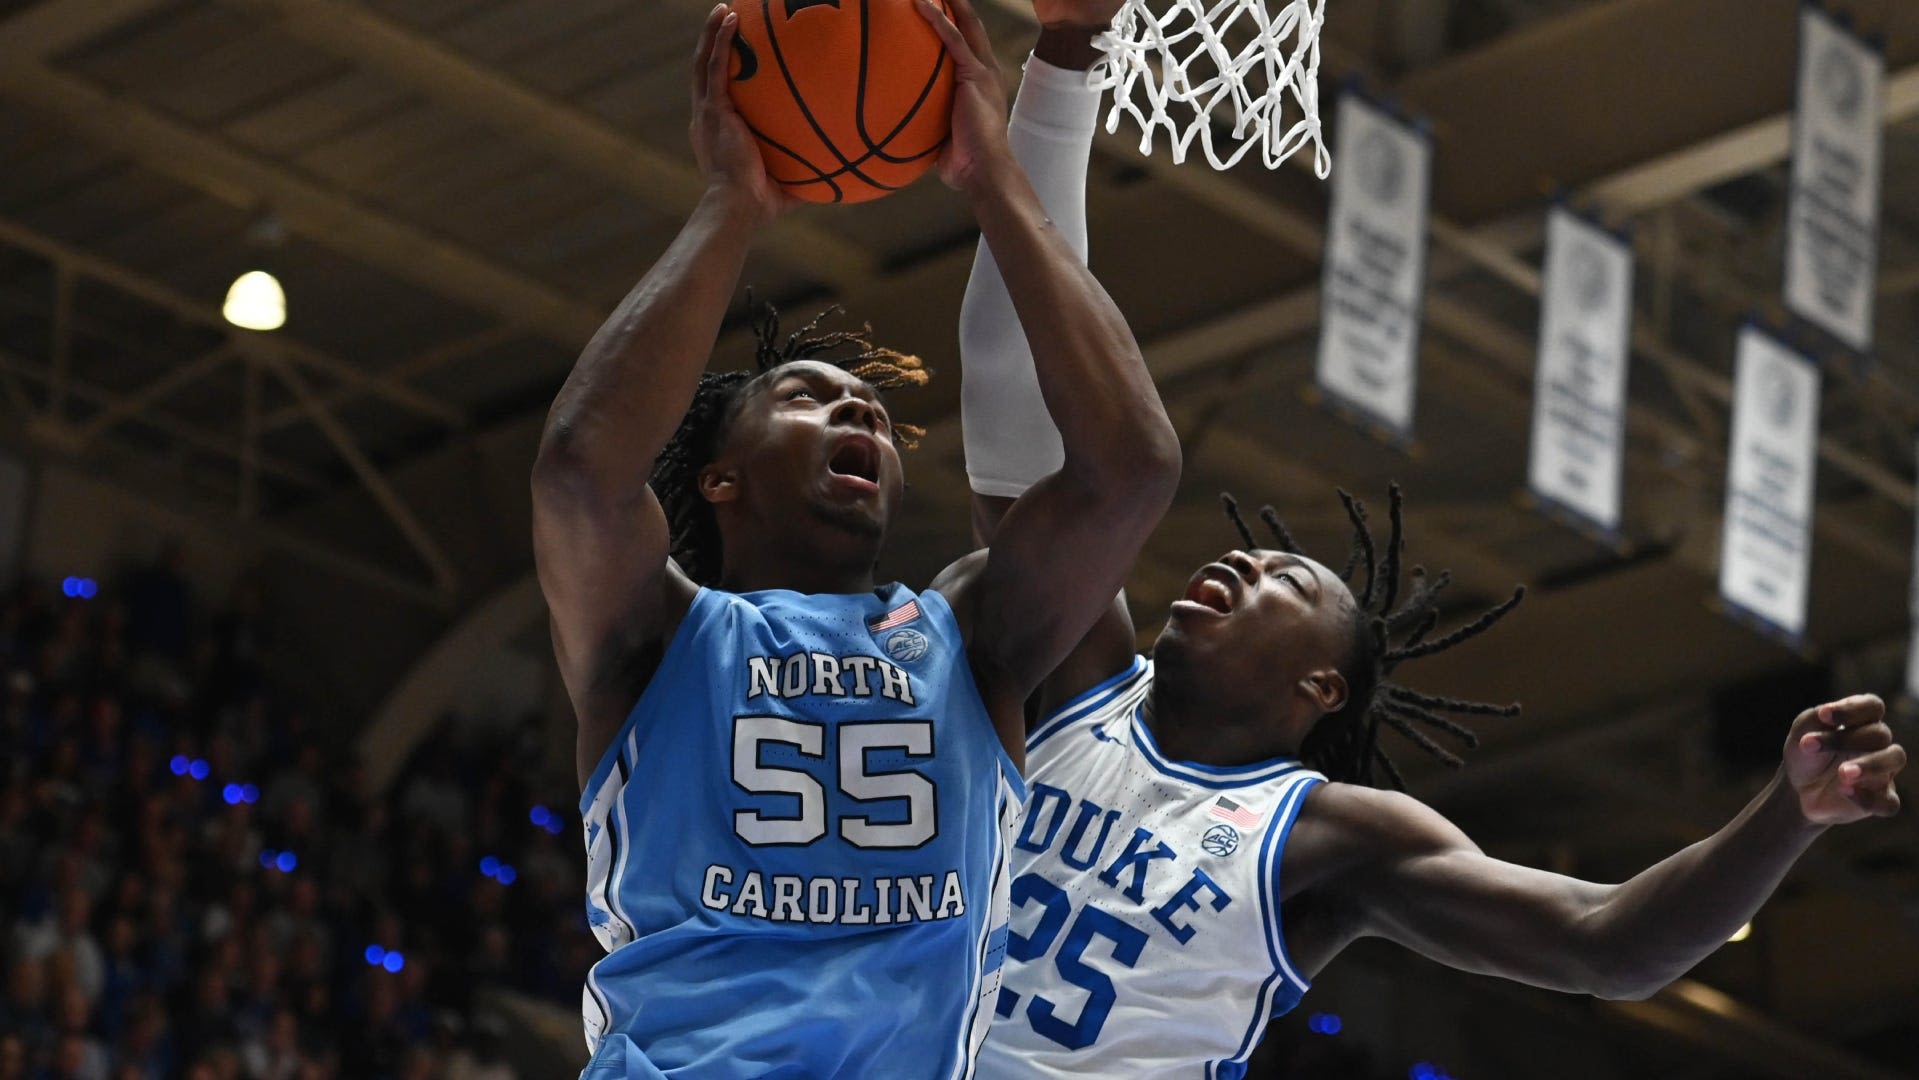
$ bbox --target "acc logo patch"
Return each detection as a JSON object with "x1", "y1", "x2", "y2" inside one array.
[
  {"x1": 885, "y1": 628, "x2": 929, "y2": 663},
  {"x1": 1201, "y1": 823, "x2": 1240, "y2": 857}
]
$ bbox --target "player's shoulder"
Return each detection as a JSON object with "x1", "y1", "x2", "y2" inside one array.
[
  {"x1": 576, "y1": 569, "x2": 695, "y2": 695},
  {"x1": 926, "y1": 549, "x2": 988, "y2": 633},
  {"x1": 930, "y1": 548, "x2": 989, "y2": 591},
  {"x1": 1292, "y1": 782, "x2": 1457, "y2": 859},
  {"x1": 1052, "y1": 654, "x2": 1152, "y2": 718},
  {"x1": 1034, "y1": 592, "x2": 1141, "y2": 719},
  {"x1": 1026, "y1": 655, "x2": 1150, "y2": 753}
]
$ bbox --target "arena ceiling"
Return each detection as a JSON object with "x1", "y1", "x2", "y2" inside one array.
[{"x1": 0, "y1": 0, "x2": 1916, "y2": 1074}]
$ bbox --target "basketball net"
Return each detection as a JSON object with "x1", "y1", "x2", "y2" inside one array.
[{"x1": 1088, "y1": 0, "x2": 1330, "y2": 177}]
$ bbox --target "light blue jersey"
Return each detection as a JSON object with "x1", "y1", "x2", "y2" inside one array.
[{"x1": 577, "y1": 583, "x2": 1024, "y2": 1080}]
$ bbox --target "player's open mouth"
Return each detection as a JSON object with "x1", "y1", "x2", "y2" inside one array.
[
  {"x1": 1176, "y1": 565, "x2": 1237, "y2": 615},
  {"x1": 827, "y1": 436, "x2": 880, "y2": 490}
]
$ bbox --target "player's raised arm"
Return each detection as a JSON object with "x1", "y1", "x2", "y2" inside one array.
[
  {"x1": 952, "y1": 8, "x2": 1145, "y2": 721},
  {"x1": 1296, "y1": 694, "x2": 1905, "y2": 998},
  {"x1": 921, "y1": 0, "x2": 1179, "y2": 762},
  {"x1": 532, "y1": 5, "x2": 786, "y2": 786}
]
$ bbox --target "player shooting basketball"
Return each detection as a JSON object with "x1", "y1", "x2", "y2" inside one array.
[
  {"x1": 531, "y1": 1, "x2": 1179, "y2": 1075},
  {"x1": 958, "y1": 5, "x2": 1908, "y2": 1076}
]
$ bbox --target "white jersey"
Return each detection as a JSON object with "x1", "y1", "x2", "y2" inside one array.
[{"x1": 976, "y1": 657, "x2": 1324, "y2": 1080}]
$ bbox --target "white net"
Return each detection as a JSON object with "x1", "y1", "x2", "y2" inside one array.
[{"x1": 1087, "y1": 0, "x2": 1330, "y2": 177}]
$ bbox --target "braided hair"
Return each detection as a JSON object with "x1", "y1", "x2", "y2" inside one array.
[
  {"x1": 650, "y1": 298, "x2": 929, "y2": 585},
  {"x1": 1219, "y1": 486, "x2": 1524, "y2": 789}
]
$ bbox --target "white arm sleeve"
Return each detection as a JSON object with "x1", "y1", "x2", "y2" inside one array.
[{"x1": 959, "y1": 56, "x2": 1102, "y2": 498}]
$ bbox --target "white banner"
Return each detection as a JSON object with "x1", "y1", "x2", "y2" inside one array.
[
  {"x1": 1719, "y1": 326, "x2": 1821, "y2": 641},
  {"x1": 1907, "y1": 439, "x2": 1919, "y2": 700},
  {"x1": 1528, "y1": 208, "x2": 1634, "y2": 533},
  {"x1": 1906, "y1": 625, "x2": 1919, "y2": 704},
  {"x1": 1316, "y1": 92, "x2": 1431, "y2": 438},
  {"x1": 1785, "y1": 4, "x2": 1882, "y2": 352}
]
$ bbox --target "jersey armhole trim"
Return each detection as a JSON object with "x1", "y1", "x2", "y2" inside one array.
[
  {"x1": 576, "y1": 586, "x2": 717, "y2": 815},
  {"x1": 1221, "y1": 772, "x2": 1323, "y2": 1066},
  {"x1": 1129, "y1": 713, "x2": 1307, "y2": 788},
  {"x1": 1026, "y1": 655, "x2": 1149, "y2": 752},
  {"x1": 1263, "y1": 774, "x2": 1324, "y2": 996}
]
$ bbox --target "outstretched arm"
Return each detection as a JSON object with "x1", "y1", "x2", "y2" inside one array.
[
  {"x1": 959, "y1": 33, "x2": 1101, "y2": 502},
  {"x1": 936, "y1": 3, "x2": 1166, "y2": 746},
  {"x1": 1296, "y1": 695, "x2": 1905, "y2": 998},
  {"x1": 532, "y1": 5, "x2": 785, "y2": 786}
]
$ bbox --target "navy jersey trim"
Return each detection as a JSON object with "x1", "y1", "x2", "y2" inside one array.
[
  {"x1": 1218, "y1": 773, "x2": 1320, "y2": 1067},
  {"x1": 1129, "y1": 710, "x2": 1306, "y2": 788},
  {"x1": 1262, "y1": 775, "x2": 1320, "y2": 999},
  {"x1": 1027, "y1": 655, "x2": 1150, "y2": 752}
]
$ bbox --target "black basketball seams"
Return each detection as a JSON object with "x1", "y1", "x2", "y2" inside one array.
[
  {"x1": 778, "y1": 129, "x2": 945, "y2": 181},
  {"x1": 741, "y1": 114, "x2": 848, "y2": 202},
  {"x1": 742, "y1": 110, "x2": 939, "y2": 204},
  {"x1": 760, "y1": 0, "x2": 893, "y2": 191},
  {"x1": 731, "y1": 34, "x2": 760, "y2": 82},
  {"x1": 751, "y1": 0, "x2": 950, "y2": 199},
  {"x1": 852, "y1": 0, "x2": 952, "y2": 163}
]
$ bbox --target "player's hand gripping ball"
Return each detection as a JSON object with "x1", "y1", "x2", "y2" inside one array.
[{"x1": 727, "y1": 0, "x2": 956, "y2": 204}]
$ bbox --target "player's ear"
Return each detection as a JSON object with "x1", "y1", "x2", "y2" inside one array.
[
  {"x1": 699, "y1": 463, "x2": 740, "y2": 505},
  {"x1": 1300, "y1": 668, "x2": 1348, "y2": 715}
]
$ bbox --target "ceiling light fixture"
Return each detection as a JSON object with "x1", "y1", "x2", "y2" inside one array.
[
  {"x1": 223, "y1": 270, "x2": 285, "y2": 331},
  {"x1": 224, "y1": 213, "x2": 288, "y2": 332}
]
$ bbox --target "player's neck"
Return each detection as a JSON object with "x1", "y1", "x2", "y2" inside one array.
[
  {"x1": 717, "y1": 547, "x2": 878, "y2": 596},
  {"x1": 1141, "y1": 678, "x2": 1300, "y2": 768},
  {"x1": 716, "y1": 512, "x2": 885, "y2": 595}
]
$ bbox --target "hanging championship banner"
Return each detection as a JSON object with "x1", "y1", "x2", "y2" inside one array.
[
  {"x1": 1315, "y1": 91, "x2": 1431, "y2": 439},
  {"x1": 1907, "y1": 442, "x2": 1919, "y2": 700},
  {"x1": 1908, "y1": 625, "x2": 1919, "y2": 703},
  {"x1": 1785, "y1": 4, "x2": 1883, "y2": 352},
  {"x1": 1528, "y1": 208, "x2": 1634, "y2": 534},
  {"x1": 1719, "y1": 326, "x2": 1821, "y2": 641}
]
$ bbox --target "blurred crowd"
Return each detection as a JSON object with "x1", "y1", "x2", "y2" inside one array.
[{"x1": 0, "y1": 550, "x2": 593, "y2": 1079}]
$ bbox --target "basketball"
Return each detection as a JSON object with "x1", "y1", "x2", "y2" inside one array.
[{"x1": 727, "y1": 0, "x2": 956, "y2": 204}]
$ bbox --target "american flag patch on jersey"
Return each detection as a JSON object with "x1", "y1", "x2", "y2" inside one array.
[
  {"x1": 1209, "y1": 795, "x2": 1263, "y2": 829},
  {"x1": 868, "y1": 599, "x2": 921, "y2": 633}
]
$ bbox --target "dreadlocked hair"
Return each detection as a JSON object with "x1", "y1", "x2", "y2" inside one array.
[
  {"x1": 1220, "y1": 485, "x2": 1525, "y2": 790},
  {"x1": 650, "y1": 296, "x2": 930, "y2": 585}
]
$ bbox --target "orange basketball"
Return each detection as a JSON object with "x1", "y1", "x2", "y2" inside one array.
[{"x1": 727, "y1": 0, "x2": 955, "y2": 204}]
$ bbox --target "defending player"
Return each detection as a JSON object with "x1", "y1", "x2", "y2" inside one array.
[
  {"x1": 959, "y1": 8, "x2": 1908, "y2": 1076},
  {"x1": 531, "y1": 2, "x2": 1179, "y2": 1076}
]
